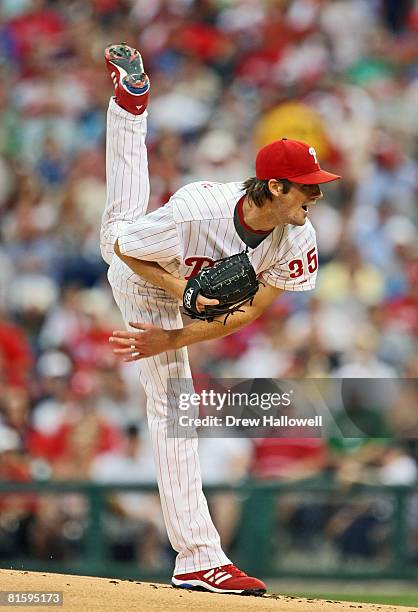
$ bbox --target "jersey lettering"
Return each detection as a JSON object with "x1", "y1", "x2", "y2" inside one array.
[{"x1": 184, "y1": 256, "x2": 215, "y2": 279}]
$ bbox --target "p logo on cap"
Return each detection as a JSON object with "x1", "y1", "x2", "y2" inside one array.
[{"x1": 308, "y1": 146, "x2": 318, "y2": 165}]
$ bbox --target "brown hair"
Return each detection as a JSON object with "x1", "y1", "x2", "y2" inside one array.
[{"x1": 243, "y1": 177, "x2": 291, "y2": 208}]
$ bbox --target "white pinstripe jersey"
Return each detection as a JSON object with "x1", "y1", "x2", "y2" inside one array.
[{"x1": 115, "y1": 181, "x2": 318, "y2": 293}]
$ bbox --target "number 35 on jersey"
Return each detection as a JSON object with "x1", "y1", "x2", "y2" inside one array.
[{"x1": 288, "y1": 247, "x2": 318, "y2": 279}]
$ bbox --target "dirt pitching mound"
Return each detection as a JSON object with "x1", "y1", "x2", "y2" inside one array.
[{"x1": 0, "y1": 570, "x2": 416, "y2": 612}]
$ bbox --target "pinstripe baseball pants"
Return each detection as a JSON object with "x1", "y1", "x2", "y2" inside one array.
[{"x1": 101, "y1": 98, "x2": 230, "y2": 574}]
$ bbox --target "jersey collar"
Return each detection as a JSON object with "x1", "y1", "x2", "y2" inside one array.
[{"x1": 233, "y1": 195, "x2": 273, "y2": 249}]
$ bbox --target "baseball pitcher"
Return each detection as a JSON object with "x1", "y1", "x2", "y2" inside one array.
[{"x1": 101, "y1": 43, "x2": 340, "y2": 595}]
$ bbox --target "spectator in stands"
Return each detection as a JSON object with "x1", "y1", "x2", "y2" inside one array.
[
  {"x1": 90, "y1": 424, "x2": 165, "y2": 568},
  {"x1": 0, "y1": 425, "x2": 35, "y2": 559},
  {"x1": 0, "y1": 311, "x2": 33, "y2": 387},
  {"x1": 198, "y1": 435, "x2": 252, "y2": 553}
]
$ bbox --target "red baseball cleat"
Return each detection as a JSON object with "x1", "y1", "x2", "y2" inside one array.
[
  {"x1": 172, "y1": 563, "x2": 266, "y2": 596},
  {"x1": 105, "y1": 43, "x2": 150, "y2": 115}
]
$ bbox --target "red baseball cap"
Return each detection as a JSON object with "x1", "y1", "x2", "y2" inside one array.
[{"x1": 256, "y1": 138, "x2": 341, "y2": 184}]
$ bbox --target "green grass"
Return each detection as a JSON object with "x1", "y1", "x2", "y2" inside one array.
[{"x1": 281, "y1": 591, "x2": 418, "y2": 608}]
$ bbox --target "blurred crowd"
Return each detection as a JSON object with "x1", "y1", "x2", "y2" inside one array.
[{"x1": 0, "y1": 0, "x2": 417, "y2": 571}]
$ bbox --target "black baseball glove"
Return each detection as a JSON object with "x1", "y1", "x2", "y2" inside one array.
[{"x1": 182, "y1": 252, "x2": 260, "y2": 323}]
